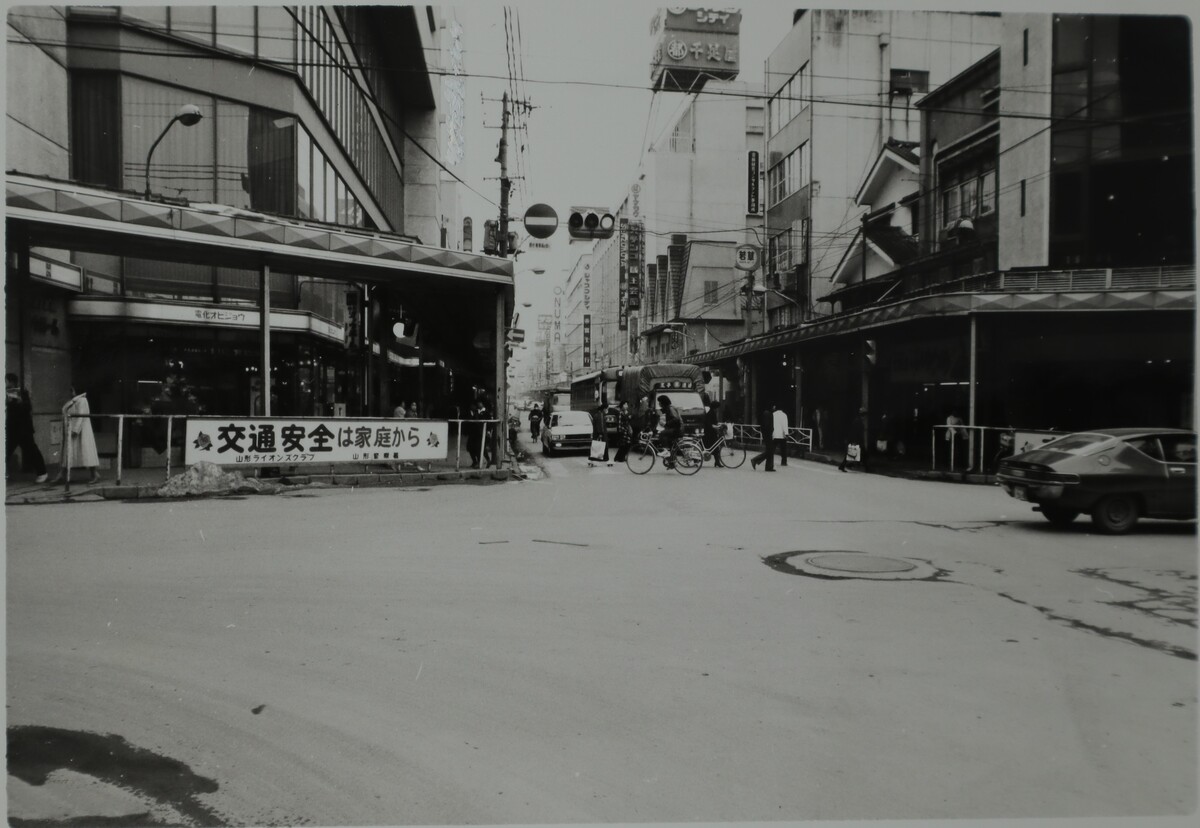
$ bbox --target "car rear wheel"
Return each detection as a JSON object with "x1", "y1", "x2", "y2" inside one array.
[
  {"x1": 1039, "y1": 505, "x2": 1080, "y2": 525},
  {"x1": 1091, "y1": 494, "x2": 1139, "y2": 534}
]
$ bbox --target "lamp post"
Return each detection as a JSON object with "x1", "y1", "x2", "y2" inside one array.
[{"x1": 144, "y1": 104, "x2": 203, "y2": 199}]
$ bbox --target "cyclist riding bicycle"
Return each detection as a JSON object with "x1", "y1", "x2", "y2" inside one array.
[{"x1": 656, "y1": 394, "x2": 683, "y2": 458}]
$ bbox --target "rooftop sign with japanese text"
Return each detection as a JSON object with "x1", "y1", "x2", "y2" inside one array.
[{"x1": 650, "y1": 7, "x2": 741, "y2": 92}]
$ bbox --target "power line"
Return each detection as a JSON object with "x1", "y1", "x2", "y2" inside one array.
[{"x1": 12, "y1": 33, "x2": 1187, "y2": 130}]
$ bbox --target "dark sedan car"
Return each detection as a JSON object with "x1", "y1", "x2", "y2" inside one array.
[{"x1": 997, "y1": 428, "x2": 1197, "y2": 533}]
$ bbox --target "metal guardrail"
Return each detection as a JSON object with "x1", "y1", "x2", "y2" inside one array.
[
  {"x1": 59, "y1": 414, "x2": 510, "y2": 492},
  {"x1": 930, "y1": 424, "x2": 1063, "y2": 474},
  {"x1": 726, "y1": 423, "x2": 813, "y2": 452}
]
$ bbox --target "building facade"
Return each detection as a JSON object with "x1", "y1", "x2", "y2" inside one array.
[
  {"x1": 690, "y1": 11, "x2": 1194, "y2": 456},
  {"x1": 6, "y1": 5, "x2": 513, "y2": 471}
]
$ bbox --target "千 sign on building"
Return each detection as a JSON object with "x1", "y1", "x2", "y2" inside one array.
[{"x1": 650, "y1": 7, "x2": 741, "y2": 92}]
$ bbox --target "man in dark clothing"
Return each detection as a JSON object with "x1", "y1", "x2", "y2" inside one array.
[
  {"x1": 656, "y1": 395, "x2": 683, "y2": 457},
  {"x1": 528, "y1": 404, "x2": 542, "y2": 440},
  {"x1": 751, "y1": 404, "x2": 777, "y2": 471},
  {"x1": 6, "y1": 373, "x2": 47, "y2": 482}
]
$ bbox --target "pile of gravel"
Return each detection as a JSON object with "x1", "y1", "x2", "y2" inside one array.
[{"x1": 156, "y1": 461, "x2": 284, "y2": 498}]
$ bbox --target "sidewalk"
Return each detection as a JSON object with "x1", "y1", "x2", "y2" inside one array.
[
  {"x1": 6, "y1": 432, "x2": 545, "y2": 505},
  {"x1": 795, "y1": 445, "x2": 996, "y2": 485}
]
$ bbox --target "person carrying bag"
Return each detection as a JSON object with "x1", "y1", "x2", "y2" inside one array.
[{"x1": 588, "y1": 401, "x2": 611, "y2": 466}]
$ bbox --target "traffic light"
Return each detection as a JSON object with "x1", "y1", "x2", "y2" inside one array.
[
  {"x1": 864, "y1": 339, "x2": 878, "y2": 368},
  {"x1": 567, "y1": 208, "x2": 616, "y2": 240}
]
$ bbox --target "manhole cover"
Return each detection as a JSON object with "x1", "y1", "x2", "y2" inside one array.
[
  {"x1": 763, "y1": 551, "x2": 946, "y2": 581},
  {"x1": 806, "y1": 553, "x2": 916, "y2": 574}
]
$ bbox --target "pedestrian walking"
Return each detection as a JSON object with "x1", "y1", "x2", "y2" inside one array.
[
  {"x1": 5, "y1": 373, "x2": 47, "y2": 482},
  {"x1": 54, "y1": 386, "x2": 100, "y2": 484},
  {"x1": 750, "y1": 403, "x2": 777, "y2": 471},
  {"x1": 839, "y1": 407, "x2": 869, "y2": 472},
  {"x1": 612, "y1": 401, "x2": 634, "y2": 464},
  {"x1": 701, "y1": 392, "x2": 725, "y2": 467},
  {"x1": 773, "y1": 404, "x2": 789, "y2": 467},
  {"x1": 588, "y1": 400, "x2": 611, "y2": 466}
]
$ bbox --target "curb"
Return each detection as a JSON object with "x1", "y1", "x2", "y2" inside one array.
[{"x1": 6, "y1": 467, "x2": 516, "y2": 505}]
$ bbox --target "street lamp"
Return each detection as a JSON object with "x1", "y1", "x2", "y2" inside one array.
[{"x1": 144, "y1": 104, "x2": 204, "y2": 199}]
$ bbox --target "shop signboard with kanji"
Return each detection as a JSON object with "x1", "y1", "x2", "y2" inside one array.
[
  {"x1": 650, "y1": 7, "x2": 741, "y2": 92},
  {"x1": 184, "y1": 417, "x2": 449, "y2": 466}
]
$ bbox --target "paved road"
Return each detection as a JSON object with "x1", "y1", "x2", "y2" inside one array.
[{"x1": 6, "y1": 453, "x2": 1196, "y2": 826}]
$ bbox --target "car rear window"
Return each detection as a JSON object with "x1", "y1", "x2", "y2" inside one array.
[{"x1": 1040, "y1": 433, "x2": 1111, "y2": 453}]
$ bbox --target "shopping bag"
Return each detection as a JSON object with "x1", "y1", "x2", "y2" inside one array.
[
  {"x1": 589, "y1": 439, "x2": 607, "y2": 461},
  {"x1": 846, "y1": 443, "x2": 862, "y2": 462}
]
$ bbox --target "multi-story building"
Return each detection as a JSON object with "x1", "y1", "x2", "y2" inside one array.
[
  {"x1": 559, "y1": 254, "x2": 593, "y2": 378},
  {"x1": 580, "y1": 80, "x2": 762, "y2": 373},
  {"x1": 692, "y1": 11, "x2": 1194, "y2": 454},
  {"x1": 6, "y1": 5, "x2": 513, "y2": 471}
]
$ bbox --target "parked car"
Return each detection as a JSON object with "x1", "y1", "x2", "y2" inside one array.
[
  {"x1": 997, "y1": 428, "x2": 1197, "y2": 534},
  {"x1": 541, "y1": 410, "x2": 594, "y2": 456}
]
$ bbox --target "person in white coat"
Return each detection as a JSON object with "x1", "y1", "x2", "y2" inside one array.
[
  {"x1": 773, "y1": 405, "x2": 790, "y2": 467},
  {"x1": 53, "y1": 386, "x2": 100, "y2": 484}
]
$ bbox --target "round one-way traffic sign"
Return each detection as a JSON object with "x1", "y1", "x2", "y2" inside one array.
[{"x1": 523, "y1": 204, "x2": 559, "y2": 239}]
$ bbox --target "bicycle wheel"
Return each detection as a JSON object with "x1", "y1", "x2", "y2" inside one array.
[
  {"x1": 718, "y1": 439, "x2": 747, "y2": 469},
  {"x1": 625, "y1": 439, "x2": 657, "y2": 475},
  {"x1": 672, "y1": 439, "x2": 703, "y2": 475}
]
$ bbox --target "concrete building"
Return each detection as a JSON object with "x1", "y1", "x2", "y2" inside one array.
[
  {"x1": 761, "y1": 9, "x2": 1002, "y2": 328},
  {"x1": 691, "y1": 11, "x2": 1194, "y2": 458},
  {"x1": 6, "y1": 5, "x2": 513, "y2": 473},
  {"x1": 581, "y1": 80, "x2": 763, "y2": 373}
]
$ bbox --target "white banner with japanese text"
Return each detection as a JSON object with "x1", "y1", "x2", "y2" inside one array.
[{"x1": 184, "y1": 417, "x2": 449, "y2": 466}]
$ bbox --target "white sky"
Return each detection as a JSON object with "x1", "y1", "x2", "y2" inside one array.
[{"x1": 447, "y1": 1, "x2": 795, "y2": 375}]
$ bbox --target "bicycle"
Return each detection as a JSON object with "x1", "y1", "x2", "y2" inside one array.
[
  {"x1": 697, "y1": 424, "x2": 748, "y2": 469},
  {"x1": 624, "y1": 430, "x2": 704, "y2": 476}
]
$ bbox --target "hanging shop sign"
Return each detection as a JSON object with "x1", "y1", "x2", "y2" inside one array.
[
  {"x1": 184, "y1": 417, "x2": 449, "y2": 466},
  {"x1": 583, "y1": 313, "x2": 592, "y2": 368}
]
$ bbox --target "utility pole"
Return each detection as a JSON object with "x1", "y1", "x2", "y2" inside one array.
[{"x1": 497, "y1": 91, "x2": 512, "y2": 256}]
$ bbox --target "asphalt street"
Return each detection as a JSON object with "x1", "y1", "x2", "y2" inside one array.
[{"x1": 6, "y1": 450, "x2": 1197, "y2": 827}]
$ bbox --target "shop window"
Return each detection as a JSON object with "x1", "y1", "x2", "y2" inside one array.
[{"x1": 125, "y1": 258, "x2": 215, "y2": 302}]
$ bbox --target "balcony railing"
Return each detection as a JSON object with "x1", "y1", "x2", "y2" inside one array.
[{"x1": 902, "y1": 264, "x2": 1195, "y2": 301}]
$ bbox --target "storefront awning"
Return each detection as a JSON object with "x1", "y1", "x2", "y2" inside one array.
[
  {"x1": 690, "y1": 281, "x2": 1195, "y2": 364},
  {"x1": 6, "y1": 173, "x2": 514, "y2": 290}
]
